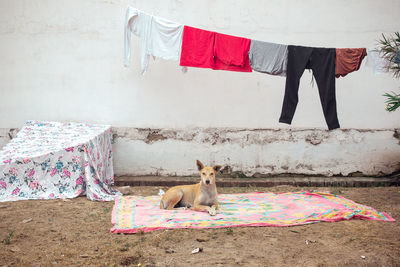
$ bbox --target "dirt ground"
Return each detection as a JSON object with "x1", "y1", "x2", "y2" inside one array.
[{"x1": 0, "y1": 185, "x2": 399, "y2": 267}]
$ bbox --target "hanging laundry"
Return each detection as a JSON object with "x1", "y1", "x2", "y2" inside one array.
[
  {"x1": 335, "y1": 48, "x2": 367, "y2": 78},
  {"x1": 213, "y1": 32, "x2": 252, "y2": 72},
  {"x1": 179, "y1": 26, "x2": 215, "y2": 69},
  {"x1": 180, "y1": 26, "x2": 252, "y2": 72},
  {"x1": 364, "y1": 48, "x2": 392, "y2": 74},
  {"x1": 124, "y1": 7, "x2": 184, "y2": 75},
  {"x1": 248, "y1": 40, "x2": 288, "y2": 76},
  {"x1": 279, "y1": 46, "x2": 340, "y2": 130}
]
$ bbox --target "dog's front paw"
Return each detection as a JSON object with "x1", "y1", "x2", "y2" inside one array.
[{"x1": 208, "y1": 207, "x2": 217, "y2": 216}]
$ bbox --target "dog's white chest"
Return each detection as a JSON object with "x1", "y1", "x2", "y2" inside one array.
[{"x1": 198, "y1": 190, "x2": 217, "y2": 206}]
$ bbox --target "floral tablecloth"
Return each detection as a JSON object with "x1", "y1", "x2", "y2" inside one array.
[{"x1": 0, "y1": 120, "x2": 120, "y2": 202}]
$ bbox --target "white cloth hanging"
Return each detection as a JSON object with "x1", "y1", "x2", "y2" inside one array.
[
  {"x1": 365, "y1": 48, "x2": 392, "y2": 74},
  {"x1": 124, "y1": 7, "x2": 184, "y2": 75}
]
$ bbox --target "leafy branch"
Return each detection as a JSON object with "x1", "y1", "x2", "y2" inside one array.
[
  {"x1": 379, "y1": 32, "x2": 400, "y2": 111},
  {"x1": 383, "y1": 92, "x2": 400, "y2": 112}
]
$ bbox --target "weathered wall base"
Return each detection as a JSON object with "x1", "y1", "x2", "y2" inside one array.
[{"x1": 1, "y1": 127, "x2": 399, "y2": 177}]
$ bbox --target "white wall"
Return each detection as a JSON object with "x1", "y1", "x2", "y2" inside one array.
[
  {"x1": 112, "y1": 128, "x2": 400, "y2": 177},
  {"x1": 0, "y1": 0, "x2": 399, "y2": 176}
]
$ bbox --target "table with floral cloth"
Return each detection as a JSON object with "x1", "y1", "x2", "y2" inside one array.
[{"x1": 0, "y1": 120, "x2": 120, "y2": 202}]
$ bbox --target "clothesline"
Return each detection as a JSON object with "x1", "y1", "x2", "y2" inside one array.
[{"x1": 124, "y1": 6, "x2": 392, "y2": 130}]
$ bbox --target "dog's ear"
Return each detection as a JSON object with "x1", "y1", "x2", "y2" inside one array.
[
  {"x1": 196, "y1": 160, "x2": 204, "y2": 171},
  {"x1": 213, "y1": 165, "x2": 222, "y2": 173}
]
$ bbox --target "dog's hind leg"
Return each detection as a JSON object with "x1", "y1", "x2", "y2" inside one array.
[
  {"x1": 166, "y1": 189, "x2": 184, "y2": 209},
  {"x1": 160, "y1": 189, "x2": 184, "y2": 210}
]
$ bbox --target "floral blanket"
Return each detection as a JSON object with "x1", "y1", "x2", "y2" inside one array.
[
  {"x1": 110, "y1": 191, "x2": 394, "y2": 233},
  {"x1": 0, "y1": 120, "x2": 120, "y2": 202}
]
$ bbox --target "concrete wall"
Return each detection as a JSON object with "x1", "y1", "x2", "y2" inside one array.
[
  {"x1": 111, "y1": 128, "x2": 400, "y2": 177},
  {"x1": 0, "y1": 0, "x2": 400, "y2": 176}
]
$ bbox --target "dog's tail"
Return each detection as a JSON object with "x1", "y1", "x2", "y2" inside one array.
[{"x1": 159, "y1": 199, "x2": 165, "y2": 209}]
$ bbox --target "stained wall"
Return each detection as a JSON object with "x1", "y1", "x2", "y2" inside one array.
[{"x1": 0, "y1": 0, "x2": 399, "y2": 176}]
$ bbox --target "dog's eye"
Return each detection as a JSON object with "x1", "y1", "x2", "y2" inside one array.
[
  {"x1": 210, "y1": 173, "x2": 214, "y2": 176},
  {"x1": 202, "y1": 173, "x2": 206, "y2": 175}
]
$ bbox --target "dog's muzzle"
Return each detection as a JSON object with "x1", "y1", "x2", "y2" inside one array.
[{"x1": 205, "y1": 180, "x2": 210, "y2": 185}]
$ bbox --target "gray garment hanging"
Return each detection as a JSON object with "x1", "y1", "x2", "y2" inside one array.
[{"x1": 248, "y1": 40, "x2": 288, "y2": 76}]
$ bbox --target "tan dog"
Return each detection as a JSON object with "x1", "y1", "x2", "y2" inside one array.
[{"x1": 160, "y1": 160, "x2": 221, "y2": 216}]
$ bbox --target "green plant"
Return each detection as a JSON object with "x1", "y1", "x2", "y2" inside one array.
[
  {"x1": 379, "y1": 32, "x2": 400, "y2": 111},
  {"x1": 384, "y1": 92, "x2": 400, "y2": 112},
  {"x1": 3, "y1": 230, "x2": 14, "y2": 245}
]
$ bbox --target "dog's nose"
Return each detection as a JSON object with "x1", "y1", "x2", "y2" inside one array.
[{"x1": 205, "y1": 180, "x2": 210, "y2": 185}]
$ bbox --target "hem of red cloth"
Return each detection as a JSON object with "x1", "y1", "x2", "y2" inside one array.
[{"x1": 179, "y1": 64, "x2": 252, "y2": 72}]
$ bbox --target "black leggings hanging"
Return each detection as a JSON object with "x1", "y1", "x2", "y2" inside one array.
[{"x1": 279, "y1": 46, "x2": 340, "y2": 130}]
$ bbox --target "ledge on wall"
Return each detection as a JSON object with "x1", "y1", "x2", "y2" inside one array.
[{"x1": 114, "y1": 175, "x2": 400, "y2": 188}]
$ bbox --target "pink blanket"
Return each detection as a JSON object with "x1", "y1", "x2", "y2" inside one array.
[{"x1": 110, "y1": 191, "x2": 394, "y2": 234}]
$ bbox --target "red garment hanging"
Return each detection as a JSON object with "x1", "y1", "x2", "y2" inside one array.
[
  {"x1": 180, "y1": 26, "x2": 215, "y2": 68},
  {"x1": 180, "y1": 26, "x2": 252, "y2": 72},
  {"x1": 335, "y1": 48, "x2": 367, "y2": 78},
  {"x1": 214, "y1": 32, "x2": 252, "y2": 72}
]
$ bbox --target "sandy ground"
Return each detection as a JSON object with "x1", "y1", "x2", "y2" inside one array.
[{"x1": 0, "y1": 185, "x2": 399, "y2": 267}]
